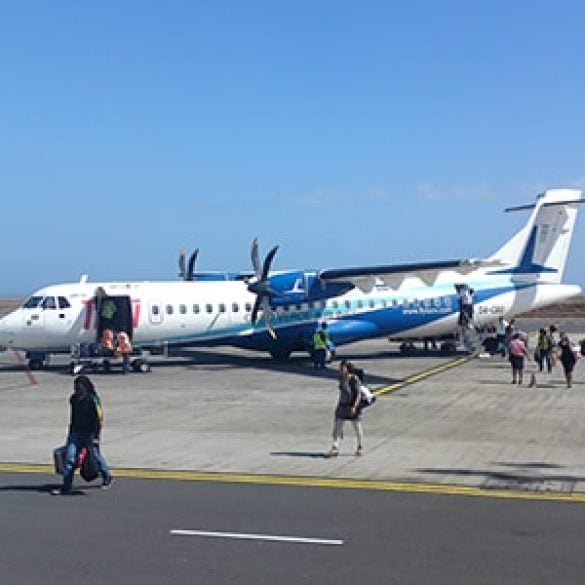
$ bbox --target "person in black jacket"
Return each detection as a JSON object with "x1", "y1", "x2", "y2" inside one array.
[
  {"x1": 53, "y1": 375, "x2": 113, "y2": 495},
  {"x1": 558, "y1": 334, "x2": 577, "y2": 389}
]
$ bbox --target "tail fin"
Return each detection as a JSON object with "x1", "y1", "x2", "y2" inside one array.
[{"x1": 488, "y1": 188, "x2": 583, "y2": 283}]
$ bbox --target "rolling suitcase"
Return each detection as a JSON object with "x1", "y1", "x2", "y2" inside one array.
[{"x1": 53, "y1": 446, "x2": 66, "y2": 475}]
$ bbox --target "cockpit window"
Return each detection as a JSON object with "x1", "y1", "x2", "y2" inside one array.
[
  {"x1": 58, "y1": 296, "x2": 71, "y2": 309},
  {"x1": 23, "y1": 296, "x2": 43, "y2": 309},
  {"x1": 41, "y1": 297, "x2": 57, "y2": 309}
]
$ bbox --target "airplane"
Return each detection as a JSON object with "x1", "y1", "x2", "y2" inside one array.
[{"x1": 0, "y1": 188, "x2": 583, "y2": 371}]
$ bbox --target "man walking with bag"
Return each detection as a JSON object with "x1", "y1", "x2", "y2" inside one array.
[{"x1": 52, "y1": 375, "x2": 113, "y2": 495}]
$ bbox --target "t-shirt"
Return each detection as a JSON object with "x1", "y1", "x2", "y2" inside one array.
[{"x1": 509, "y1": 338, "x2": 526, "y2": 357}]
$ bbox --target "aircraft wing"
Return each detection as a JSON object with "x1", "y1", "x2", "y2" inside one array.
[{"x1": 318, "y1": 259, "x2": 501, "y2": 292}]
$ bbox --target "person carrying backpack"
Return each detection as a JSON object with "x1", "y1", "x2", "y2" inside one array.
[{"x1": 328, "y1": 360, "x2": 364, "y2": 457}]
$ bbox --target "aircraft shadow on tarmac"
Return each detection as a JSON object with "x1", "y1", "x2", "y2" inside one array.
[
  {"x1": 0, "y1": 346, "x2": 449, "y2": 388},
  {"x1": 415, "y1": 461, "x2": 585, "y2": 487}
]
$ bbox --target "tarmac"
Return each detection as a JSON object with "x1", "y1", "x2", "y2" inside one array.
[{"x1": 1, "y1": 318, "x2": 584, "y2": 496}]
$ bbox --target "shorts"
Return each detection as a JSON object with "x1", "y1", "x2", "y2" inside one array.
[{"x1": 510, "y1": 355, "x2": 524, "y2": 371}]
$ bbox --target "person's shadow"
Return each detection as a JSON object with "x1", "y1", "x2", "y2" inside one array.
[
  {"x1": 270, "y1": 451, "x2": 332, "y2": 459},
  {"x1": 0, "y1": 483, "x2": 87, "y2": 495}
]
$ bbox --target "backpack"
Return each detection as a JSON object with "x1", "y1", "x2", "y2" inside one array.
[{"x1": 359, "y1": 384, "x2": 376, "y2": 409}]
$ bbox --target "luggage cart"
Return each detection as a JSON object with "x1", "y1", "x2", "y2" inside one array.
[{"x1": 69, "y1": 343, "x2": 151, "y2": 375}]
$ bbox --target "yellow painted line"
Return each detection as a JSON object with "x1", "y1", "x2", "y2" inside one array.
[
  {"x1": 373, "y1": 356, "x2": 470, "y2": 397},
  {"x1": 1, "y1": 462, "x2": 584, "y2": 504}
]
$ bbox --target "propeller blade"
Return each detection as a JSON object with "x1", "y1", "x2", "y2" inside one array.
[
  {"x1": 251, "y1": 238, "x2": 261, "y2": 277},
  {"x1": 178, "y1": 250, "x2": 186, "y2": 279},
  {"x1": 261, "y1": 245, "x2": 279, "y2": 280},
  {"x1": 261, "y1": 296, "x2": 277, "y2": 339},
  {"x1": 247, "y1": 238, "x2": 279, "y2": 339},
  {"x1": 187, "y1": 248, "x2": 199, "y2": 281},
  {"x1": 250, "y1": 297, "x2": 262, "y2": 324}
]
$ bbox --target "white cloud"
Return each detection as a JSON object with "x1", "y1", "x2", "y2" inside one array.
[
  {"x1": 414, "y1": 182, "x2": 501, "y2": 202},
  {"x1": 290, "y1": 187, "x2": 393, "y2": 208}
]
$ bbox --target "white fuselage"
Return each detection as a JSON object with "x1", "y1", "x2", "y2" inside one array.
[{"x1": 0, "y1": 276, "x2": 580, "y2": 354}]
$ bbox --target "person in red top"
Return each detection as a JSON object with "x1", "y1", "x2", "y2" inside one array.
[{"x1": 509, "y1": 332, "x2": 530, "y2": 385}]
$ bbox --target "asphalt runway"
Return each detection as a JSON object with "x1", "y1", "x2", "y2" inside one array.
[{"x1": 2, "y1": 470, "x2": 585, "y2": 585}]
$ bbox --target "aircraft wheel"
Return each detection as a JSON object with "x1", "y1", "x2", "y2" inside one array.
[
  {"x1": 69, "y1": 362, "x2": 85, "y2": 375},
  {"x1": 132, "y1": 359, "x2": 151, "y2": 373},
  {"x1": 269, "y1": 349, "x2": 292, "y2": 360},
  {"x1": 29, "y1": 358, "x2": 44, "y2": 370},
  {"x1": 440, "y1": 341, "x2": 457, "y2": 354}
]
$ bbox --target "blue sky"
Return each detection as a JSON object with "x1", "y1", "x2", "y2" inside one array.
[{"x1": 1, "y1": 1, "x2": 584, "y2": 295}]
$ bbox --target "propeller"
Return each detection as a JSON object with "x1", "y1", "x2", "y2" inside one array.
[
  {"x1": 178, "y1": 248, "x2": 199, "y2": 281},
  {"x1": 247, "y1": 238, "x2": 279, "y2": 339}
]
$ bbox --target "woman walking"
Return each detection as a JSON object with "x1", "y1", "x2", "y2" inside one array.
[
  {"x1": 509, "y1": 332, "x2": 530, "y2": 385},
  {"x1": 328, "y1": 360, "x2": 363, "y2": 457},
  {"x1": 558, "y1": 334, "x2": 577, "y2": 389}
]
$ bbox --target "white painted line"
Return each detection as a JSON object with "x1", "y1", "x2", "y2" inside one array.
[{"x1": 170, "y1": 529, "x2": 343, "y2": 546}]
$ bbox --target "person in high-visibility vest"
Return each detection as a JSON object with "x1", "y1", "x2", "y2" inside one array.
[{"x1": 313, "y1": 325, "x2": 328, "y2": 368}]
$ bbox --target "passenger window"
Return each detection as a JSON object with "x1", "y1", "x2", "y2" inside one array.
[
  {"x1": 193, "y1": 304, "x2": 200, "y2": 314},
  {"x1": 206, "y1": 304, "x2": 213, "y2": 313},
  {"x1": 152, "y1": 305, "x2": 160, "y2": 316},
  {"x1": 58, "y1": 297, "x2": 71, "y2": 309},
  {"x1": 332, "y1": 301, "x2": 339, "y2": 309},
  {"x1": 179, "y1": 304, "x2": 187, "y2": 315},
  {"x1": 357, "y1": 300, "x2": 364, "y2": 309},
  {"x1": 345, "y1": 300, "x2": 351, "y2": 310},
  {"x1": 369, "y1": 299, "x2": 375, "y2": 308},
  {"x1": 232, "y1": 303, "x2": 239, "y2": 312},
  {"x1": 219, "y1": 303, "x2": 226, "y2": 313},
  {"x1": 245, "y1": 302, "x2": 252, "y2": 312},
  {"x1": 166, "y1": 305, "x2": 173, "y2": 315},
  {"x1": 42, "y1": 297, "x2": 56, "y2": 310}
]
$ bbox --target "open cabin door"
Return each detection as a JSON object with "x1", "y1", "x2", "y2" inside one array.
[{"x1": 95, "y1": 293, "x2": 133, "y2": 342}]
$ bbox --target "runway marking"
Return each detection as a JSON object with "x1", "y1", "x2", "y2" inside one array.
[
  {"x1": 170, "y1": 529, "x2": 343, "y2": 546},
  {"x1": 2, "y1": 462, "x2": 585, "y2": 504},
  {"x1": 373, "y1": 356, "x2": 470, "y2": 397}
]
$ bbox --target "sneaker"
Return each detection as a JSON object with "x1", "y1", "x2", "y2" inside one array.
[
  {"x1": 101, "y1": 476, "x2": 114, "y2": 490},
  {"x1": 327, "y1": 447, "x2": 339, "y2": 458},
  {"x1": 51, "y1": 487, "x2": 70, "y2": 496},
  {"x1": 355, "y1": 446, "x2": 363, "y2": 456}
]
